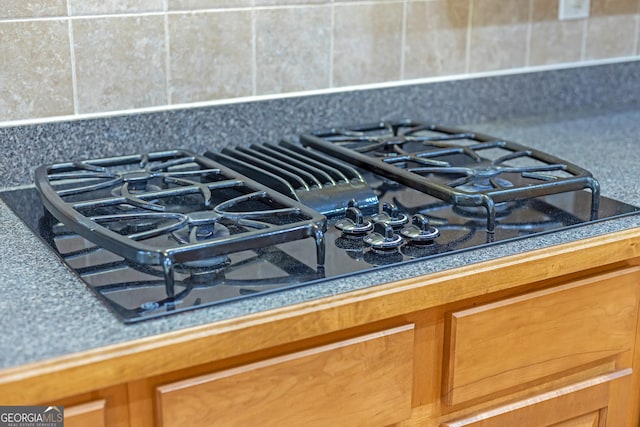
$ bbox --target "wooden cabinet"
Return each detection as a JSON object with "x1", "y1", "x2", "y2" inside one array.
[
  {"x1": 3, "y1": 229, "x2": 640, "y2": 427},
  {"x1": 442, "y1": 369, "x2": 632, "y2": 427},
  {"x1": 45, "y1": 384, "x2": 129, "y2": 427},
  {"x1": 64, "y1": 399, "x2": 107, "y2": 427},
  {"x1": 436, "y1": 267, "x2": 640, "y2": 427},
  {"x1": 443, "y1": 268, "x2": 640, "y2": 406},
  {"x1": 142, "y1": 265, "x2": 640, "y2": 426},
  {"x1": 156, "y1": 325, "x2": 415, "y2": 427}
]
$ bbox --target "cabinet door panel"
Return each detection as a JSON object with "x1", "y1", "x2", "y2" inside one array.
[
  {"x1": 64, "y1": 399, "x2": 106, "y2": 427},
  {"x1": 443, "y1": 267, "x2": 640, "y2": 406},
  {"x1": 157, "y1": 324, "x2": 414, "y2": 427},
  {"x1": 548, "y1": 411, "x2": 601, "y2": 427},
  {"x1": 441, "y1": 369, "x2": 630, "y2": 427}
]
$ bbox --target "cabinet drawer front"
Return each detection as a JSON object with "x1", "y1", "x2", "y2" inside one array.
[
  {"x1": 443, "y1": 267, "x2": 640, "y2": 406},
  {"x1": 64, "y1": 399, "x2": 106, "y2": 427},
  {"x1": 442, "y1": 368, "x2": 631, "y2": 427},
  {"x1": 157, "y1": 324, "x2": 415, "y2": 427}
]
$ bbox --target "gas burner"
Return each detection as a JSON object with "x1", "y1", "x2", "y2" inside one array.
[
  {"x1": 434, "y1": 153, "x2": 571, "y2": 194},
  {"x1": 324, "y1": 121, "x2": 475, "y2": 158},
  {"x1": 186, "y1": 210, "x2": 223, "y2": 227},
  {"x1": 48, "y1": 155, "x2": 222, "y2": 207},
  {"x1": 121, "y1": 170, "x2": 157, "y2": 191},
  {"x1": 174, "y1": 210, "x2": 229, "y2": 242},
  {"x1": 302, "y1": 121, "x2": 601, "y2": 233},
  {"x1": 105, "y1": 214, "x2": 165, "y2": 235},
  {"x1": 91, "y1": 212, "x2": 189, "y2": 240},
  {"x1": 451, "y1": 201, "x2": 518, "y2": 222},
  {"x1": 182, "y1": 262, "x2": 230, "y2": 283},
  {"x1": 449, "y1": 167, "x2": 515, "y2": 192},
  {"x1": 35, "y1": 150, "x2": 327, "y2": 306},
  {"x1": 170, "y1": 211, "x2": 232, "y2": 268},
  {"x1": 111, "y1": 183, "x2": 164, "y2": 211}
]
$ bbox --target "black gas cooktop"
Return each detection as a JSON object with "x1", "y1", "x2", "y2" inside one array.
[{"x1": 2, "y1": 120, "x2": 639, "y2": 323}]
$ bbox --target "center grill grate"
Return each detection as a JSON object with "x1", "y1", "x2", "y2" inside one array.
[{"x1": 205, "y1": 141, "x2": 379, "y2": 217}]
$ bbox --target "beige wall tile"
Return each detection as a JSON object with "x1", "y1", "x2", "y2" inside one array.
[
  {"x1": 333, "y1": 2, "x2": 403, "y2": 86},
  {"x1": 68, "y1": 0, "x2": 164, "y2": 15},
  {"x1": 586, "y1": 14, "x2": 636, "y2": 59},
  {"x1": 1, "y1": 0, "x2": 67, "y2": 19},
  {"x1": 255, "y1": 6, "x2": 331, "y2": 94},
  {"x1": 587, "y1": 0, "x2": 639, "y2": 61},
  {"x1": 591, "y1": 0, "x2": 638, "y2": 15},
  {"x1": 530, "y1": 0, "x2": 583, "y2": 65},
  {"x1": 532, "y1": 0, "x2": 555, "y2": 19},
  {"x1": 167, "y1": 0, "x2": 252, "y2": 9},
  {"x1": 169, "y1": 11, "x2": 253, "y2": 103},
  {"x1": 73, "y1": 16, "x2": 167, "y2": 113},
  {"x1": 405, "y1": 0, "x2": 469, "y2": 79},
  {"x1": 0, "y1": 20, "x2": 73, "y2": 121},
  {"x1": 255, "y1": 0, "x2": 327, "y2": 5},
  {"x1": 468, "y1": 0, "x2": 530, "y2": 73},
  {"x1": 3, "y1": 0, "x2": 640, "y2": 126}
]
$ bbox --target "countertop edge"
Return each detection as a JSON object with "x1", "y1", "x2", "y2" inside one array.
[{"x1": 3, "y1": 226, "x2": 640, "y2": 403}]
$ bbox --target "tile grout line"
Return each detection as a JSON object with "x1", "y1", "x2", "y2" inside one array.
[
  {"x1": 580, "y1": 18, "x2": 588, "y2": 61},
  {"x1": 399, "y1": 0, "x2": 408, "y2": 80},
  {"x1": 0, "y1": 7, "x2": 291, "y2": 23},
  {"x1": 66, "y1": 0, "x2": 79, "y2": 115},
  {"x1": 252, "y1": 1, "x2": 257, "y2": 96},
  {"x1": 638, "y1": 0, "x2": 640, "y2": 56},
  {"x1": 329, "y1": 1, "x2": 335, "y2": 88},
  {"x1": 633, "y1": 13, "x2": 640, "y2": 56},
  {"x1": 163, "y1": 0, "x2": 172, "y2": 105},
  {"x1": 524, "y1": 0, "x2": 534, "y2": 67},
  {"x1": 0, "y1": 0, "x2": 399, "y2": 22},
  {"x1": 464, "y1": 0, "x2": 473, "y2": 74},
  {"x1": 0, "y1": 11, "x2": 165, "y2": 23}
]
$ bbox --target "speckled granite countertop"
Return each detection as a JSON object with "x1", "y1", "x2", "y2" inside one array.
[{"x1": 1, "y1": 63, "x2": 640, "y2": 371}]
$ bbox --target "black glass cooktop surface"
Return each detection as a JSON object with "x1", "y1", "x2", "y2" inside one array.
[
  {"x1": 2, "y1": 175, "x2": 639, "y2": 323},
  {"x1": 3, "y1": 123, "x2": 639, "y2": 323}
]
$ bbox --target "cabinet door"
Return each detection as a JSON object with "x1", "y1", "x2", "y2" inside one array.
[
  {"x1": 443, "y1": 267, "x2": 640, "y2": 406},
  {"x1": 64, "y1": 400, "x2": 106, "y2": 427},
  {"x1": 548, "y1": 412, "x2": 601, "y2": 427},
  {"x1": 156, "y1": 324, "x2": 414, "y2": 427},
  {"x1": 441, "y1": 368, "x2": 631, "y2": 427},
  {"x1": 45, "y1": 384, "x2": 128, "y2": 427}
]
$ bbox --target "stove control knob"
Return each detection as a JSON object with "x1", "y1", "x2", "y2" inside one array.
[
  {"x1": 363, "y1": 221, "x2": 404, "y2": 251},
  {"x1": 335, "y1": 207, "x2": 374, "y2": 235},
  {"x1": 400, "y1": 214, "x2": 440, "y2": 244},
  {"x1": 371, "y1": 202, "x2": 409, "y2": 228}
]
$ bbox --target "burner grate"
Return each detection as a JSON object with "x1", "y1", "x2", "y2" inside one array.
[
  {"x1": 301, "y1": 120, "x2": 601, "y2": 232},
  {"x1": 35, "y1": 150, "x2": 327, "y2": 297}
]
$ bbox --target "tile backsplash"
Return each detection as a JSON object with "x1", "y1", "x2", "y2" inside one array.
[{"x1": 1, "y1": 0, "x2": 639, "y2": 124}]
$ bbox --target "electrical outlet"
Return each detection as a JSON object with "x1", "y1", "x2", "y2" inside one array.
[{"x1": 558, "y1": 0, "x2": 590, "y2": 20}]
